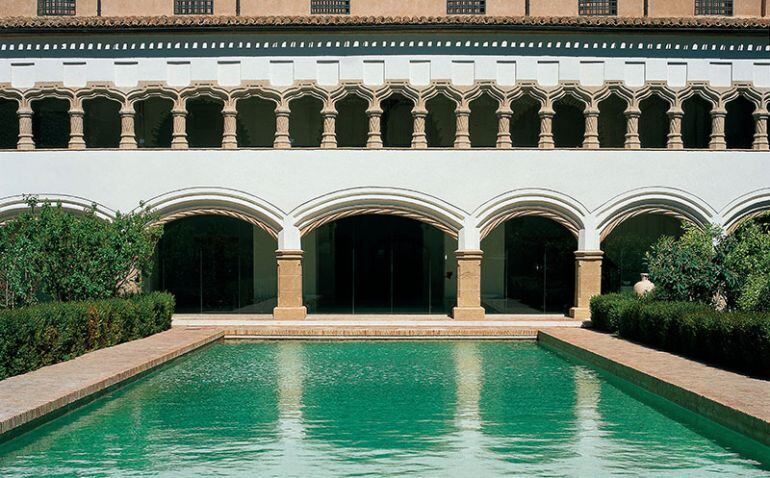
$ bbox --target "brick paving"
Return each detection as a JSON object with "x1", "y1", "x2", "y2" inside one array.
[
  {"x1": 540, "y1": 328, "x2": 770, "y2": 447},
  {"x1": 0, "y1": 328, "x2": 223, "y2": 440}
]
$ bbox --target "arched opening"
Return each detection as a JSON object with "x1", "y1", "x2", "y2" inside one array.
[
  {"x1": 149, "y1": 215, "x2": 277, "y2": 314},
  {"x1": 289, "y1": 96, "x2": 323, "y2": 148},
  {"x1": 682, "y1": 95, "x2": 713, "y2": 149},
  {"x1": 236, "y1": 97, "x2": 276, "y2": 148},
  {"x1": 335, "y1": 95, "x2": 368, "y2": 148},
  {"x1": 598, "y1": 95, "x2": 627, "y2": 148},
  {"x1": 639, "y1": 95, "x2": 670, "y2": 149},
  {"x1": 32, "y1": 98, "x2": 70, "y2": 149},
  {"x1": 601, "y1": 214, "x2": 684, "y2": 293},
  {"x1": 302, "y1": 215, "x2": 454, "y2": 314},
  {"x1": 0, "y1": 99, "x2": 19, "y2": 149},
  {"x1": 381, "y1": 94, "x2": 414, "y2": 148},
  {"x1": 83, "y1": 97, "x2": 121, "y2": 149},
  {"x1": 469, "y1": 93, "x2": 498, "y2": 148},
  {"x1": 134, "y1": 97, "x2": 173, "y2": 148},
  {"x1": 725, "y1": 95, "x2": 756, "y2": 150},
  {"x1": 425, "y1": 94, "x2": 457, "y2": 148},
  {"x1": 553, "y1": 96, "x2": 586, "y2": 148},
  {"x1": 481, "y1": 217, "x2": 577, "y2": 315},
  {"x1": 186, "y1": 97, "x2": 224, "y2": 148},
  {"x1": 510, "y1": 95, "x2": 541, "y2": 147}
]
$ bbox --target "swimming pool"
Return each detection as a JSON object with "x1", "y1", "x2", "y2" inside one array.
[{"x1": 1, "y1": 341, "x2": 768, "y2": 477}]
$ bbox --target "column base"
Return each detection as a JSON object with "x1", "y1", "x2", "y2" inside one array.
[
  {"x1": 452, "y1": 307, "x2": 486, "y2": 320},
  {"x1": 569, "y1": 307, "x2": 591, "y2": 321},
  {"x1": 273, "y1": 306, "x2": 307, "y2": 320}
]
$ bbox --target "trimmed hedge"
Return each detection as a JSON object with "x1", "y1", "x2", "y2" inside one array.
[
  {"x1": 590, "y1": 294, "x2": 770, "y2": 378},
  {"x1": 0, "y1": 293, "x2": 175, "y2": 380}
]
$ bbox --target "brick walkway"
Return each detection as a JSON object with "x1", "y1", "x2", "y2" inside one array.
[
  {"x1": 539, "y1": 328, "x2": 770, "y2": 447},
  {"x1": 0, "y1": 328, "x2": 223, "y2": 440}
]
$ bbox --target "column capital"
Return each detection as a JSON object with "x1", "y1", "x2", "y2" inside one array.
[
  {"x1": 575, "y1": 250, "x2": 604, "y2": 261},
  {"x1": 455, "y1": 249, "x2": 484, "y2": 261},
  {"x1": 276, "y1": 249, "x2": 304, "y2": 260}
]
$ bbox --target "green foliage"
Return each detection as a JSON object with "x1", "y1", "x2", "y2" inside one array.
[
  {"x1": 0, "y1": 293, "x2": 174, "y2": 380},
  {"x1": 589, "y1": 293, "x2": 638, "y2": 332},
  {"x1": 720, "y1": 219, "x2": 770, "y2": 312},
  {"x1": 0, "y1": 199, "x2": 163, "y2": 309},
  {"x1": 645, "y1": 223, "x2": 722, "y2": 304}
]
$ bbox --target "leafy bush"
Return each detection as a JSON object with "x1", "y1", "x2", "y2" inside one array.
[
  {"x1": 720, "y1": 219, "x2": 770, "y2": 312},
  {"x1": 0, "y1": 199, "x2": 162, "y2": 308},
  {"x1": 589, "y1": 293, "x2": 638, "y2": 332},
  {"x1": 0, "y1": 293, "x2": 174, "y2": 380}
]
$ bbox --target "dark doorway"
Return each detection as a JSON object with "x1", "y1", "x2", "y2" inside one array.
[{"x1": 311, "y1": 215, "x2": 446, "y2": 314}]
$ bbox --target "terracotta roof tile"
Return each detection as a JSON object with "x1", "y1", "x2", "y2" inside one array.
[{"x1": 0, "y1": 15, "x2": 767, "y2": 33}]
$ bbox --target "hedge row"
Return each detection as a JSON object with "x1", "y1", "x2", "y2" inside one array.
[
  {"x1": 590, "y1": 294, "x2": 770, "y2": 378},
  {"x1": 0, "y1": 293, "x2": 175, "y2": 380}
]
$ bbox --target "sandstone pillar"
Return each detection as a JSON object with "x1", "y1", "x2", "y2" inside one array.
[
  {"x1": 119, "y1": 107, "x2": 137, "y2": 149},
  {"x1": 667, "y1": 107, "x2": 684, "y2": 149},
  {"x1": 68, "y1": 107, "x2": 86, "y2": 150},
  {"x1": 274, "y1": 105, "x2": 291, "y2": 149},
  {"x1": 709, "y1": 108, "x2": 727, "y2": 150},
  {"x1": 453, "y1": 250, "x2": 485, "y2": 320},
  {"x1": 583, "y1": 107, "x2": 600, "y2": 149},
  {"x1": 538, "y1": 106, "x2": 555, "y2": 149},
  {"x1": 454, "y1": 106, "x2": 471, "y2": 149},
  {"x1": 273, "y1": 250, "x2": 307, "y2": 320},
  {"x1": 320, "y1": 107, "x2": 337, "y2": 149},
  {"x1": 496, "y1": 107, "x2": 513, "y2": 149},
  {"x1": 366, "y1": 106, "x2": 383, "y2": 148},
  {"x1": 570, "y1": 250, "x2": 603, "y2": 321},
  {"x1": 753, "y1": 109, "x2": 769, "y2": 150},
  {"x1": 624, "y1": 106, "x2": 641, "y2": 149},
  {"x1": 170, "y1": 106, "x2": 188, "y2": 149},
  {"x1": 221, "y1": 106, "x2": 238, "y2": 149},
  {"x1": 411, "y1": 105, "x2": 428, "y2": 149},
  {"x1": 17, "y1": 107, "x2": 34, "y2": 150}
]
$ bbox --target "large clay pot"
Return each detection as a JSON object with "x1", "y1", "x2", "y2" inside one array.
[{"x1": 634, "y1": 273, "x2": 655, "y2": 297}]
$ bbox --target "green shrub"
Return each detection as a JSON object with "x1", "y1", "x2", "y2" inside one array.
[
  {"x1": 589, "y1": 293, "x2": 638, "y2": 332},
  {"x1": 0, "y1": 293, "x2": 174, "y2": 380}
]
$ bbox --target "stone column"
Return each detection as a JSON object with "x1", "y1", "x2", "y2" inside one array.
[
  {"x1": 453, "y1": 250, "x2": 485, "y2": 320},
  {"x1": 274, "y1": 105, "x2": 291, "y2": 149},
  {"x1": 119, "y1": 107, "x2": 137, "y2": 149},
  {"x1": 221, "y1": 106, "x2": 238, "y2": 149},
  {"x1": 273, "y1": 250, "x2": 307, "y2": 320},
  {"x1": 709, "y1": 108, "x2": 727, "y2": 150},
  {"x1": 624, "y1": 106, "x2": 641, "y2": 149},
  {"x1": 320, "y1": 107, "x2": 337, "y2": 149},
  {"x1": 583, "y1": 107, "x2": 600, "y2": 149},
  {"x1": 666, "y1": 107, "x2": 684, "y2": 149},
  {"x1": 17, "y1": 107, "x2": 34, "y2": 150},
  {"x1": 170, "y1": 105, "x2": 188, "y2": 150},
  {"x1": 68, "y1": 107, "x2": 86, "y2": 150},
  {"x1": 411, "y1": 105, "x2": 428, "y2": 149},
  {"x1": 366, "y1": 106, "x2": 383, "y2": 148},
  {"x1": 454, "y1": 106, "x2": 471, "y2": 149},
  {"x1": 495, "y1": 107, "x2": 512, "y2": 149},
  {"x1": 538, "y1": 106, "x2": 555, "y2": 149},
  {"x1": 570, "y1": 250, "x2": 603, "y2": 321},
  {"x1": 753, "y1": 109, "x2": 769, "y2": 150}
]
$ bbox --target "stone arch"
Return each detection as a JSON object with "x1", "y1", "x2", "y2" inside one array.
[
  {"x1": 506, "y1": 82, "x2": 548, "y2": 107},
  {"x1": 721, "y1": 189, "x2": 770, "y2": 234},
  {"x1": 595, "y1": 188, "x2": 715, "y2": 241},
  {"x1": 230, "y1": 85, "x2": 281, "y2": 148},
  {"x1": 474, "y1": 189, "x2": 588, "y2": 240},
  {"x1": 229, "y1": 84, "x2": 282, "y2": 105},
  {"x1": 126, "y1": 84, "x2": 179, "y2": 106},
  {"x1": 0, "y1": 194, "x2": 115, "y2": 224},
  {"x1": 292, "y1": 187, "x2": 465, "y2": 238},
  {"x1": 550, "y1": 86, "x2": 590, "y2": 149},
  {"x1": 330, "y1": 82, "x2": 376, "y2": 106},
  {"x1": 128, "y1": 85, "x2": 178, "y2": 148},
  {"x1": 76, "y1": 87, "x2": 126, "y2": 149},
  {"x1": 25, "y1": 87, "x2": 74, "y2": 149},
  {"x1": 375, "y1": 83, "x2": 420, "y2": 148},
  {"x1": 676, "y1": 83, "x2": 721, "y2": 109},
  {"x1": 178, "y1": 85, "x2": 230, "y2": 104},
  {"x1": 0, "y1": 89, "x2": 23, "y2": 149},
  {"x1": 282, "y1": 82, "x2": 331, "y2": 106},
  {"x1": 143, "y1": 187, "x2": 285, "y2": 238},
  {"x1": 331, "y1": 83, "x2": 375, "y2": 148},
  {"x1": 375, "y1": 82, "x2": 421, "y2": 105}
]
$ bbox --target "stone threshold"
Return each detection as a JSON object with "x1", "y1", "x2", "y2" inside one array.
[
  {"x1": 0, "y1": 328, "x2": 224, "y2": 442},
  {"x1": 539, "y1": 328, "x2": 770, "y2": 447}
]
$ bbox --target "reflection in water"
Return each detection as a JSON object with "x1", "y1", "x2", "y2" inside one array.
[{"x1": 0, "y1": 341, "x2": 768, "y2": 477}]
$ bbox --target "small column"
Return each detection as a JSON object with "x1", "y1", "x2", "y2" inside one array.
[
  {"x1": 709, "y1": 108, "x2": 727, "y2": 150},
  {"x1": 753, "y1": 109, "x2": 769, "y2": 150},
  {"x1": 454, "y1": 106, "x2": 471, "y2": 149},
  {"x1": 624, "y1": 106, "x2": 641, "y2": 149},
  {"x1": 583, "y1": 107, "x2": 600, "y2": 149},
  {"x1": 666, "y1": 107, "x2": 684, "y2": 149},
  {"x1": 170, "y1": 106, "x2": 188, "y2": 150},
  {"x1": 119, "y1": 107, "x2": 137, "y2": 149},
  {"x1": 495, "y1": 107, "x2": 512, "y2": 149},
  {"x1": 453, "y1": 250, "x2": 485, "y2": 320},
  {"x1": 366, "y1": 106, "x2": 383, "y2": 148},
  {"x1": 320, "y1": 107, "x2": 337, "y2": 149},
  {"x1": 222, "y1": 106, "x2": 238, "y2": 149},
  {"x1": 570, "y1": 250, "x2": 603, "y2": 321},
  {"x1": 538, "y1": 106, "x2": 555, "y2": 149},
  {"x1": 274, "y1": 105, "x2": 291, "y2": 149},
  {"x1": 411, "y1": 105, "x2": 428, "y2": 149},
  {"x1": 68, "y1": 107, "x2": 86, "y2": 150},
  {"x1": 273, "y1": 250, "x2": 307, "y2": 320},
  {"x1": 17, "y1": 107, "x2": 34, "y2": 150}
]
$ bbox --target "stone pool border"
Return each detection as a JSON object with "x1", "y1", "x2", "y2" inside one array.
[
  {"x1": 0, "y1": 328, "x2": 223, "y2": 442},
  {"x1": 539, "y1": 328, "x2": 770, "y2": 448}
]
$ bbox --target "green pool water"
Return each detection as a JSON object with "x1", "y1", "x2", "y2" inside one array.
[{"x1": 1, "y1": 341, "x2": 769, "y2": 477}]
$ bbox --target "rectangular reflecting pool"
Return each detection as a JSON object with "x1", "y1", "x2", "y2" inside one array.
[{"x1": 1, "y1": 341, "x2": 769, "y2": 477}]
